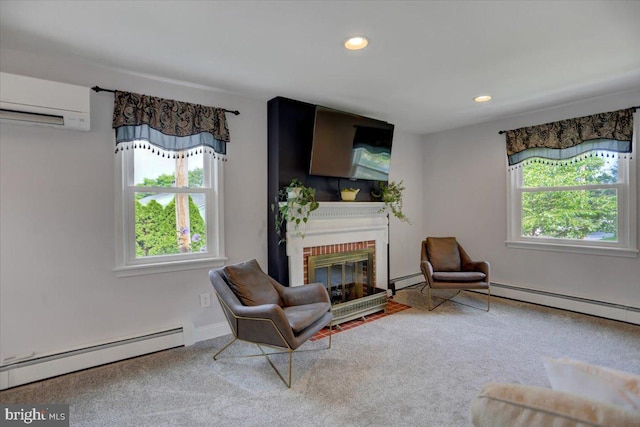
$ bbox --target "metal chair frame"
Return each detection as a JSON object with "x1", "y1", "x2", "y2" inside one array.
[
  {"x1": 213, "y1": 294, "x2": 332, "y2": 388},
  {"x1": 420, "y1": 283, "x2": 490, "y2": 312}
]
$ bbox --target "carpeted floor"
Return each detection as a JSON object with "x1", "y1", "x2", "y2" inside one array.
[{"x1": 1, "y1": 288, "x2": 639, "y2": 426}]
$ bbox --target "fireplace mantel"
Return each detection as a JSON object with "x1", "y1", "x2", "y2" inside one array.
[
  {"x1": 305, "y1": 201, "x2": 385, "y2": 219},
  {"x1": 286, "y1": 202, "x2": 389, "y2": 289}
]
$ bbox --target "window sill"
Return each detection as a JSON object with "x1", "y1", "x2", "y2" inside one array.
[
  {"x1": 115, "y1": 257, "x2": 227, "y2": 278},
  {"x1": 505, "y1": 241, "x2": 638, "y2": 258}
]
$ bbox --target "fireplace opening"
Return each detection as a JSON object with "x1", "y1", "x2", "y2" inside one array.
[
  {"x1": 307, "y1": 248, "x2": 387, "y2": 325},
  {"x1": 308, "y1": 249, "x2": 373, "y2": 304}
]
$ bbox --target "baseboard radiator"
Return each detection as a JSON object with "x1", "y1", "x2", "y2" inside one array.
[
  {"x1": 0, "y1": 327, "x2": 184, "y2": 390},
  {"x1": 389, "y1": 272, "x2": 424, "y2": 293},
  {"x1": 389, "y1": 273, "x2": 639, "y2": 325},
  {"x1": 489, "y1": 282, "x2": 640, "y2": 325}
]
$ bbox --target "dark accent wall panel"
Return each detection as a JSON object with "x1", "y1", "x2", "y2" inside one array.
[
  {"x1": 267, "y1": 97, "x2": 315, "y2": 284},
  {"x1": 267, "y1": 96, "x2": 380, "y2": 284}
]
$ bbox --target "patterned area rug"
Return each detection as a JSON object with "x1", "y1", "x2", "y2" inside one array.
[{"x1": 310, "y1": 299, "x2": 411, "y2": 341}]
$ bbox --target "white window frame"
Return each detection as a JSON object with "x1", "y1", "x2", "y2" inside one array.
[
  {"x1": 114, "y1": 146, "x2": 226, "y2": 277},
  {"x1": 507, "y1": 141, "x2": 637, "y2": 258}
]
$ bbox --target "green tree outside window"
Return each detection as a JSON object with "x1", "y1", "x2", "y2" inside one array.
[{"x1": 521, "y1": 155, "x2": 618, "y2": 240}]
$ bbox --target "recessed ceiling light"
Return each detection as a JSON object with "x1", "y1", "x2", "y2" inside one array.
[
  {"x1": 474, "y1": 95, "x2": 492, "y2": 103},
  {"x1": 344, "y1": 36, "x2": 369, "y2": 51}
]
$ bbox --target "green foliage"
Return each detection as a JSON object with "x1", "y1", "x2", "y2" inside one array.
[
  {"x1": 379, "y1": 180, "x2": 411, "y2": 224},
  {"x1": 188, "y1": 196, "x2": 206, "y2": 253},
  {"x1": 521, "y1": 156, "x2": 618, "y2": 240},
  {"x1": 523, "y1": 156, "x2": 617, "y2": 188},
  {"x1": 135, "y1": 196, "x2": 206, "y2": 256},
  {"x1": 188, "y1": 168, "x2": 204, "y2": 187},
  {"x1": 135, "y1": 199, "x2": 176, "y2": 256},
  {"x1": 136, "y1": 168, "x2": 204, "y2": 199},
  {"x1": 271, "y1": 179, "x2": 319, "y2": 244}
]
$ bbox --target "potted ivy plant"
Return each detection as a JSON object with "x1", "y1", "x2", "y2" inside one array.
[
  {"x1": 271, "y1": 179, "x2": 320, "y2": 243},
  {"x1": 376, "y1": 180, "x2": 411, "y2": 224}
]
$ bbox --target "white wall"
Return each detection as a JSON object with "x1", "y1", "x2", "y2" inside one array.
[
  {"x1": 2, "y1": 44, "x2": 633, "y2": 376},
  {"x1": 388, "y1": 130, "x2": 425, "y2": 282},
  {"x1": 0, "y1": 47, "x2": 268, "y2": 362},
  {"x1": 422, "y1": 90, "x2": 640, "y2": 314},
  {"x1": 0, "y1": 47, "x2": 425, "y2": 364}
]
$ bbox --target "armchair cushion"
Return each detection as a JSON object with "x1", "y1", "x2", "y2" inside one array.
[
  {"x1": 223, "y1": 259, "x2": 283, "y2": 307},
  {"x1": 427, "y1": 237, "x2": 461, "y2": 271},
  {"x1": 432, "y1": 271, "x2": 486, "y2": 282},
  {"x1": 283, "y1": 302, "x2": 332, "y2": 334}
]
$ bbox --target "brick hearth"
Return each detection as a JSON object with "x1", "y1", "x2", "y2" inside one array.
[{"x1": 310, "y1": 299, "x2": 411, "y2": 341}]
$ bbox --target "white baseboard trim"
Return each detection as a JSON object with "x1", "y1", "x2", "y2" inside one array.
[
  {"x1": 0, "y1": 371, "x2": 8, "y2": 390},
  {"x1": 391, "y1": 272, "x2": 424, "y2": 290},
  {"x1": 392, "y1": 275, "x2": 640, "y2": 325},
  {"x1": 0, "y1": 327, "x2": 184, "y2": 391},
  {"x1": 0, "y1": 321, "x2": 233, "y2": 391},
  {"x1": 489, "y1": 282, "x2": 640, "y2": 325}
]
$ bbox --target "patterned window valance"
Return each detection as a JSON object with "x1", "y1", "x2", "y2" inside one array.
[
  {"x1": 504, "y1": 107, "x2": 634, "y2": 166},
  {"x1": 112, "y1": 90, "x2": 230, "y2": 157}
]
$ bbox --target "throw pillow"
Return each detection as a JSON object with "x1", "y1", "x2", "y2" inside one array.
[
  {"x1": 543, "y1": 356, "x2": 640, "y2": 412},
  {"x1": 426, "y1": 237, "x2": 461, "y2": 272},
  {"x1": 223, "y1": 259, "x2": 283, "y2": 306}
]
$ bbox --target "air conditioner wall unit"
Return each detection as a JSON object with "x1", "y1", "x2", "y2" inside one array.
[{"x1": 0, "y1": 72, "x2": 90, "y2": 131}]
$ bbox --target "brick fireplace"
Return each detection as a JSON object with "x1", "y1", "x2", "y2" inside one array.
[{"x1": 285, "y1": 201, "x2": 389, "y2": 290}]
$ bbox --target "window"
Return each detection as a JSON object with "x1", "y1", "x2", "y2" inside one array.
[
  {"x1": 507, "y1": 151, "x2": 637, "y2": 257},
  {"x1": 110, "y1": 89, "x2": 230, "y2": 276},
  {"x1": 115, "y1": 145, "x2": 225, "y2": 276}
]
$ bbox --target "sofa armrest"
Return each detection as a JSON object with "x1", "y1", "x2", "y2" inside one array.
[{"x1": 471, "y1": 382, "x2": 640, "y2": 427}]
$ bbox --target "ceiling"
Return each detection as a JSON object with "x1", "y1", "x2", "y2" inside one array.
[{"x1": 1, "y1": 1, "x2": 639, "y2": 135}]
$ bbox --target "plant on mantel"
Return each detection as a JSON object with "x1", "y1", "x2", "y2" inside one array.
[
  {"x1": 375, "y1": 180, "x2": 411, "y2": 224},
  {"x1": 271, "y1": 178, "x2": 320, "y2": 244}
]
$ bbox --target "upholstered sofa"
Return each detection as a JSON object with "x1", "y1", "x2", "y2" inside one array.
[{"x1": 471, "y1": 357, "x2": 640, "y2": 426}]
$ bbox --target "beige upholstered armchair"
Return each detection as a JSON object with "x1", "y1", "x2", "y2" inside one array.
[
  {"x1": 420, "y1": 237, "x2": 490, "y2": 311},
  {"x1": 209, "y1": 259, "x2": 333, "y2": 387}
]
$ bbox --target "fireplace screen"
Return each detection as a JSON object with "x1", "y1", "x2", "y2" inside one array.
[{"x1": 307, "y1": 249, "x2": 377, "y2": 304}]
